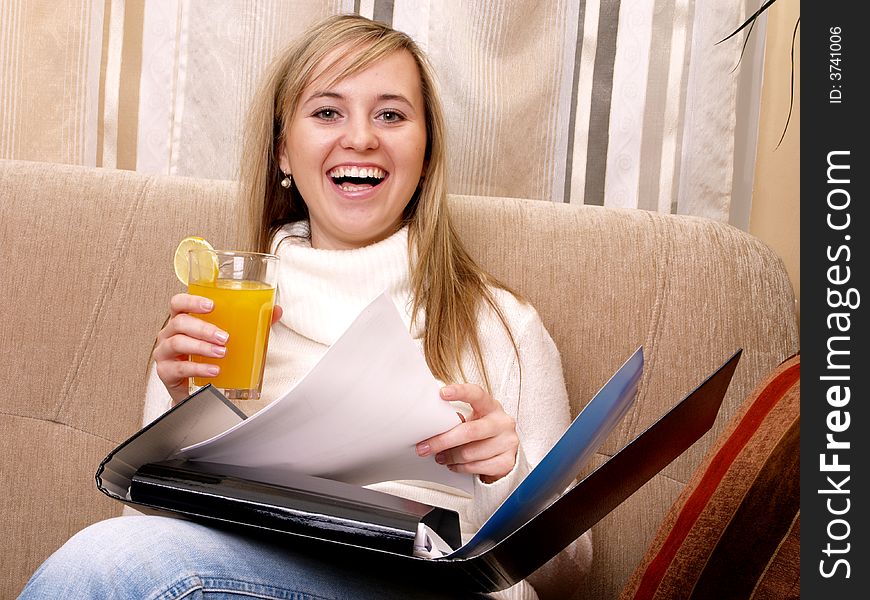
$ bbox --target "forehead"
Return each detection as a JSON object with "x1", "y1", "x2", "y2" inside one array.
[{"x1": 302, "y1": 47, "x2": 424, "y2": 99}]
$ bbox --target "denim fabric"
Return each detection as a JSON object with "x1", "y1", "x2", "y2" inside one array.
[{"x1": 19, "y1": 516, "x2": 491, "y2": 600}]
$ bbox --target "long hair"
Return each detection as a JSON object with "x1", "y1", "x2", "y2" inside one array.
[{"x1": 239, "y1": 14, "x2": 517, "y2": 390}]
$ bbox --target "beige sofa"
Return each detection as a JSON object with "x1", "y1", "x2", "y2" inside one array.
[{"x1": 0, "y1": 159, "x2": 799, "y2": 599}]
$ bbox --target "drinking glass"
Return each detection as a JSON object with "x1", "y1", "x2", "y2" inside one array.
[{"x1": 187, "y1": 248, "x2": 278, "y2": 400}]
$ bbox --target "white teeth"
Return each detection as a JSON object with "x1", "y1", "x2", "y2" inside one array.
[{"x1": 329, "y1": 166, "x2": 385, "y2": 179}]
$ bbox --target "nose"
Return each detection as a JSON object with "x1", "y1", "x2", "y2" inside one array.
[{"x1": 340, "y1": 117, "x2": 379, "y2": 151}]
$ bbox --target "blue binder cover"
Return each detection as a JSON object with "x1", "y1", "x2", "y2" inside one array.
[{"x1": 452, "y1": 347, "x2": 643, "y2": 558}]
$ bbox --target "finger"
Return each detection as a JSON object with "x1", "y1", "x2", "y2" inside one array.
[
  {"x1": 418, "y1": 417, "x2": 499, "y2": 457},
  {"x1": 429, "y1": 419, "x2": 498, "y2": 453},
  {"x1": 417, "y1": 386, "x2": 512, "y2": 458},
  {"x1": 160, "y1": 313, "x2": 229, "y2": 346},
  {"x1": 446, "y1": 453, "x2": 517, "y2": 483},
  {"x1": 441, "y1": 383, "x2": 498, "y2": 416},
  {"x1": 169, "y1": 293, "x2": 215, "y2": 317},
  {"x1": 156, "y1": 356, "x2": 220, "y2": 384},
  {"x1": 152, "y1": 333, "x2": 228, "y2": 363},
  {"x1": 435, "y1": 433, "x2": 517, "y2": 467},
  {"x1": 271, "y1": 304, "x2": 283, "y2": 325}
]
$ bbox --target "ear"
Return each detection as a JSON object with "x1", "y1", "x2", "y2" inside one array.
[{"x1": 277, "y1": 141, "x2": 291, "y2": 174}]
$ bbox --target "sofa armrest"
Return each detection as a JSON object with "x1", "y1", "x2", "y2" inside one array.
[{"x1": 0, "y1": 160, "x2": 243, "y2": 597}]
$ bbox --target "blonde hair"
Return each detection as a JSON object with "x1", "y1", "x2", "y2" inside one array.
[{"x1": 239, "y1": 14, "x2": 517, "y2": 389}]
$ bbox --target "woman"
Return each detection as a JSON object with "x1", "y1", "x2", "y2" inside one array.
[{"x1": 20, "y1": 15, "x2": 590, "y2": 600}]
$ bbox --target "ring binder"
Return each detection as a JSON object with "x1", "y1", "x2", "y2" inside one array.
[{"x1": 96, "y1": 348, "x2": 741, "y2": 592}]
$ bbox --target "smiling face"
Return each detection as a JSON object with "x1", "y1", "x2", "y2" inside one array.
[{"x1": 278, "y1": 49, "x2": 428, "y2": 250}]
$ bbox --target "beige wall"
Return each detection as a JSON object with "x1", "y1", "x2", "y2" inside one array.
[{"x1": 750, "y1": 1, "x2": 800, "y2": 327}]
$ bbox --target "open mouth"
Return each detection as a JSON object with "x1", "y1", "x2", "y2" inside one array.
[{"x1": 329, "y1": 166, "x2": 387, "y2": 192}]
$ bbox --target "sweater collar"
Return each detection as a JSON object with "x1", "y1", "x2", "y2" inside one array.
[{"x1": 272, "y1": 222, "x2": 419, "y2": 345}]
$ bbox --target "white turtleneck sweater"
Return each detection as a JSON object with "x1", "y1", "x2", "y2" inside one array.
[{"x1": 143, "y1": 223, "x2": 591, "y2": 599}]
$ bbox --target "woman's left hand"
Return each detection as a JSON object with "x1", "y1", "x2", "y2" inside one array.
[{"x1": 416, "y1": 384, "x2": 519, "y2": 484}]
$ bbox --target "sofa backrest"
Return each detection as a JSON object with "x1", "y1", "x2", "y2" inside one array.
[{"x1": 0, "y1": 160, "x2": 798, "y2": 599}]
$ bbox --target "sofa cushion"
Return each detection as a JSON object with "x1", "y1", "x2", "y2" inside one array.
[{"x1": 620, "y1": 354, "x2": 800, "y2": 600}]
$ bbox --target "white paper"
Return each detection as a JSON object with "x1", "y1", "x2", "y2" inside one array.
[{"x1": 177, "y1": 292, "x2": 473, "y2": 495}]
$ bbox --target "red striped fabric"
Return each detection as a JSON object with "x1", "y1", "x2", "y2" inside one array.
[{"x1": 628, "y1": 356, "x2": 800, "y2": 599}]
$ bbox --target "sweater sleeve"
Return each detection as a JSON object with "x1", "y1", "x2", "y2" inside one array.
[
  {"x1": 467, "y1": 300, "x2": 592, "y2": 582},
  {"x1": 142, "y1": 361, "x2": 174, "y2": 426},
  {"x1": 466, "y1": 302, "x2": 571, "y2": 525}
]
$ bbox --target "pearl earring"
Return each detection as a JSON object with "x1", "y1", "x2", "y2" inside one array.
[{"x1": 280, "y1": 172, "x2": 292, "y2": 188}]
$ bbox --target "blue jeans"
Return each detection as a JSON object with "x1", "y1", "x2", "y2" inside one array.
[{"x1": 19, "y1": 516, "x2": 493, "y2": 599}]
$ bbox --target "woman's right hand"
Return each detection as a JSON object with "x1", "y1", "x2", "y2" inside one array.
[{"x1": 151, "y1": 293, "x2": 228, "y2": 404}]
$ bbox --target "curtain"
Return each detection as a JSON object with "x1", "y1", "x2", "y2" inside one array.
[{"x1": 0, "y1": 0, "x2": 765, "y2": 225}]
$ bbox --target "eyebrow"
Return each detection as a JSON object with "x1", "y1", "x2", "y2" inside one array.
[{"x1": 303, "y1": 91, "x2": 415, "y2": 107}]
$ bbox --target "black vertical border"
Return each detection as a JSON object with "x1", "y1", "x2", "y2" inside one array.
[{"x1": 801, "y1": 2, "x2": 868, "y2": 597}]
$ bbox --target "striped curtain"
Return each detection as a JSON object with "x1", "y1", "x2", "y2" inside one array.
[{"x1": 0, "y1": 0, "x2": 764, "y2": 225}]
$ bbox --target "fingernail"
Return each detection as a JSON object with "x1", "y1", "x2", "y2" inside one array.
[
  {"x1": 213, "y1": 346, "x2": 226, "y2": 357},
  {"x1": 416, "y1": 443, "x2": 430, "y2": 457},
  {"x1": 206, "y1": 365, "x2": 220, "y2": 376},
  {"x1": 200, "y1": 299, "x2": 214, "y2": 311},
  {"x1": 215, "y1": 330, "x2": 229, "y2": 343},
  {"x1": 441, "y1": 386, "x2": 455, "y2": 399},
  {"x1": 435, "y1": 453, "x2": 446, "y2": 464}
]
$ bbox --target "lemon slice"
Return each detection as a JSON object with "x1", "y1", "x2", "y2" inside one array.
[{"x1": 173, "y1": 236, "x2": 215, "y2": 285}]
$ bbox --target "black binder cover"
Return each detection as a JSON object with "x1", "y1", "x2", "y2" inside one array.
[
  {"x1": 96, "y1": 350, "x2": 740, "y2": 593},
  {"x1": 130, "y1": 459, "x2": 461, "y2": 555}
]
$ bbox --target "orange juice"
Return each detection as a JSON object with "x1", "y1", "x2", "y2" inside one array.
[{"x1": 189, "y1": 279, "x2": 276, "y2": 396}]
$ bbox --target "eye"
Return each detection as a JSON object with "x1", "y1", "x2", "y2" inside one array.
[
  {"x1": 313, "y1": 108, "x2": 340, "y2": 121},
  {"x1": 377, "y1": 110, "x2": 405, "y2": 123}
]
